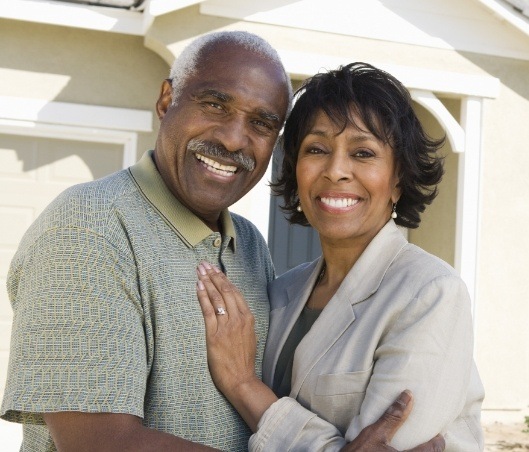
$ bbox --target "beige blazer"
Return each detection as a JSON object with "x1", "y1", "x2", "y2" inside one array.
[{"x1": 249, "y1": 221, "x2": 484, "y2": 451}]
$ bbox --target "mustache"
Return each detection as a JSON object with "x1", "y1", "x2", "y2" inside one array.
[{"x1": 187, "y1": 139, "x2": 255, "y2": 172}]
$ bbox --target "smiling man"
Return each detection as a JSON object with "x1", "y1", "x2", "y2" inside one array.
[
  {"x1": 152, "y1": 39, "x2": 288, "y2": 232},
  {"x1": 1, "y1": 31, "x2": 444, "y2": 451}
]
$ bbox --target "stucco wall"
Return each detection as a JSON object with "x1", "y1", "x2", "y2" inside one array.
[
  {"x1": 0, "y1": 18, "x2": 169, "y2": 157},
  {"x1": 468, "y1": 55, "x2": 529, "y2": 416}
]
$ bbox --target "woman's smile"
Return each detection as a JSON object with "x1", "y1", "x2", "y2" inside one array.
[{"x1": 296, "y1": 110, "x2": 400, "y2": 245}]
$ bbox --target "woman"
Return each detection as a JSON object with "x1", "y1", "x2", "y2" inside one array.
[{"x1": 196, "y1": 62, "x2": 484, "y2": 450}]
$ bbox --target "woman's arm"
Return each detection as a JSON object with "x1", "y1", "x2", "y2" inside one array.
[
  {"x1": 195, "y1": 262, "x2": 447, "y2": 451},
  {"x1": 347, "y1": 274, "x2": 480, "y2": 449},
  {"x1": 196, "y1": 261, "x2": 278, "y2": 432}
]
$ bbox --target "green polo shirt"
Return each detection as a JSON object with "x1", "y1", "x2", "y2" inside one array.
[{"x1": 1, "y1": 151, "x2": 274, "y2": 451}]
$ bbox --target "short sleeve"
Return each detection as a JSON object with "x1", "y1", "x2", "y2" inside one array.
[{"x1": 1, "y1": 226, "x2": 147, "y2": 424}]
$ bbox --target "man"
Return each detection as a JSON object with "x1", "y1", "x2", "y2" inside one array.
[{"x1": 1, "y1": 31, "x2": 443, "y2": 451}]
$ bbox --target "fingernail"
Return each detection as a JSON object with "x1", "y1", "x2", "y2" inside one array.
[
  {"x1": 203, "y1": 261, "x2": 212, "y2": 270},
  {"x1": 198, "y1": 264, "x2": 206, "y2": 276},
  {"x1": 196, "y1": 280, "x2": 205, "y2": 290},
  {"x1": 212, "y1": 264, "x2": 221, "y2": 273},
  {"x1": 395, "y1": 390, "x2": 412, "y2": 409}
]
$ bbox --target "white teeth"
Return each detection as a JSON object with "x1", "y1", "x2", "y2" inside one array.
[
  {"x1": 196, "y1": 154, "x2": 237, "y2": 176},
  {"x1": 320, "y1": 197, "x2": 359, "y2": 208}
]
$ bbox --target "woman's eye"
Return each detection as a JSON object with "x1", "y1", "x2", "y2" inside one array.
[
  {"x1": 354, "y1": 149, "x2": 374, "y2": 158},
  {"x1": 306, "y1": 147, "x2": 324, "y2": 154}
]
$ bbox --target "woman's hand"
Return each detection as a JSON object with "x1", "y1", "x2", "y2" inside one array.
[
  {"x1": 196, "y1": 261, "x2": 258, "y2": 395},
  {"x1": 196, "y1": 262, "x2": 277, "y2": 432}
]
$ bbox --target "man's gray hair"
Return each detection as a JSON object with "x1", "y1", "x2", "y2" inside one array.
[{"x1": 169, "y1": 30, "x2": 293, "y2": 112}]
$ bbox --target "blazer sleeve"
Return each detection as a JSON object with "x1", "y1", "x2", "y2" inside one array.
[
  {"x1": 249, "y1": 397, "x2": 347, "y2": 451},
  {"x1": 348, "y1": 274, "x2": 477, "y2": 449},
  {"x1": 249, "y1": 274, "x2": 478, "y2": 451}
]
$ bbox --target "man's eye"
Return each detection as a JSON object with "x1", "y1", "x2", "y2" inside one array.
[
  {"x1": 252, "y1": 120, "x2": 272, "y2": 130},
  {"x1": 206, "y1": 102, "x2": 223, "y2": 110}
]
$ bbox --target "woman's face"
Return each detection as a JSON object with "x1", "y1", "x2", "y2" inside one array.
[{"x1": 296, "y1": 110, "x2": 401, "y2": 246}]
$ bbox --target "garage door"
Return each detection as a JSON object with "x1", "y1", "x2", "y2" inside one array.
[{"x1": 0, "y1": 133, "x2": 124, "y2": 398}]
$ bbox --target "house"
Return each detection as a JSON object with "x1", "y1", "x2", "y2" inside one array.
[{"x1": 1, "y1": 0, "x2": 528, "y2": 445}]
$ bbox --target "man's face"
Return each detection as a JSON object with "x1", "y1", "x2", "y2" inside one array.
[{"x1": 154, "y1": 43, "x2": 289, "y2": 230}]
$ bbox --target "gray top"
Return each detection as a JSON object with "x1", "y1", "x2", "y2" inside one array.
[{"x1": 273, "y1": 306, "x2": 322, "y2": 397}]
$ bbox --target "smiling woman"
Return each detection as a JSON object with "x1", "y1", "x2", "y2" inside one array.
[
  {"x1": 295, "y1": 109, "x2": 401, "y2": 249},
  {"x1": 196, "y1": 62, "x2": 485, "y2": 451}
]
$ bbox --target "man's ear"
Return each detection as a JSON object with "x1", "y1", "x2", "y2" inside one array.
[{"x1": 156, "y1": 79, "x2": 173, "y2": 121}]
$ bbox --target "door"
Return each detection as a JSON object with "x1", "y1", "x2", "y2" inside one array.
[{"x1": 267, "y1": 150, "x2": 322, "y2": 276}]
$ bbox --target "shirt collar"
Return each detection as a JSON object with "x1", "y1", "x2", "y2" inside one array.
[{"x1": 128, "y1": 150, "x2": 236, "y2": 249}]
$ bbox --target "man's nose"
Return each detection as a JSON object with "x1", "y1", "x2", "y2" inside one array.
[{"x1": 213, "y1": 114, "x2": 250, "y2": 153}]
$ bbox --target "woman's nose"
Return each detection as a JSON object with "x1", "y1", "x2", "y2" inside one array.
[{"x1": 323, "y1": 152, "x2": 352, "y2": 183}]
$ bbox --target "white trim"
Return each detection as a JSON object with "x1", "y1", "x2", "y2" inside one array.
[
  {"x1": 410, "y1": 90, "x2": 465, "y2": 153},
  {"x1": 147, "y1": 0, "x2": 203, "y2": 16},
  {"x1": 0, "y1": 97, "x2": 151, "y2": 170},
  {"x1": 0, "y1": 96, "x2": 152, "y2": 133},
  {"x1": 476, "y1": 0, "x2": 529, "y2": 39},
  {"x1": 454, "y1": 96, "x2": 484, "y2": 319},
  {"x1": 277, "y1": 50, "x2": 501, "y2": 99},
  {"x1": 0, "y1": 0, "x2": 144, "y2": 35},
  {"x1": 0, "y1": 120, "x2": 140, "y2": 170}
]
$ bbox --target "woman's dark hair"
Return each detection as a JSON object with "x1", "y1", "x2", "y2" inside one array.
[{"x1": 271, "y1": 62, "x2": 445, "y2": 229}]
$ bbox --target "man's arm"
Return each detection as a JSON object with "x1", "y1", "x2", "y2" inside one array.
[
  {"x1": 44, "y1": 391, "x2": 444, "y2": 452},
  {"x1": 341, "y1": 390, "x2": 445, "y2": 451},
  {"x1": 43, "y1": 412, "x2": 219, "y2": 452}
]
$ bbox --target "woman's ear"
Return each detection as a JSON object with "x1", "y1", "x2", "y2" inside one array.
[
  {"x1": 391, "y1": 177, "x2": 402, "y2": 205},
  {"x1": 391, "y1": 191, "x2": 402, "y2": 205},
  {"x1": 156, "y1": 79, "x2": 173, "y2": 121}
]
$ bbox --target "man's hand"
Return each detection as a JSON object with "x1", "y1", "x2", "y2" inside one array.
[{"x1": 341, "y1": 390, "x2": 445, "y2": 451}]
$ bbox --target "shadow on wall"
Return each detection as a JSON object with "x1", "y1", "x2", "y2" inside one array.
[{"x1": 1, "y1": 134, "x2": 124, "y2": 181}]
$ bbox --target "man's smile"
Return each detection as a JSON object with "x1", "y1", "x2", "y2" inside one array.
[{"x1": 196, "y1": 153, "x2": 238, "y2": 177}]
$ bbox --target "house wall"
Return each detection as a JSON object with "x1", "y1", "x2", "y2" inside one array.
[
  {"x1": 468, "y1": 55, "x2": 529, "y2": 419},
  {"x1": 0, "y1": 18, "x2": 168, "y2": 156}
]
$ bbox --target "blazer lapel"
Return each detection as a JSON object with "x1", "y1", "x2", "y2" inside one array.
[{"x1": 290, "y1": 221, "x2": 407, "y2": 397}]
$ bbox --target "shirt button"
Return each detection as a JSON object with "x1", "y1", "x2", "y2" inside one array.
[{"x1": 213, "y1": 237, "x2": 222, "y2": 247}]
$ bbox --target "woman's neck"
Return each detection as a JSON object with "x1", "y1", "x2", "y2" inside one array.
[{"x1": 306, "y1": 237, "x2": 370, "y2": 310}]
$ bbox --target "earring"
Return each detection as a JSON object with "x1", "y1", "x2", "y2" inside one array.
[
  {"x1": 391, "y1": 203, "x2": 398, "y2": 219},
  {"x1": 296, "y1": 203, "x2": 303, "y2": 212}
]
